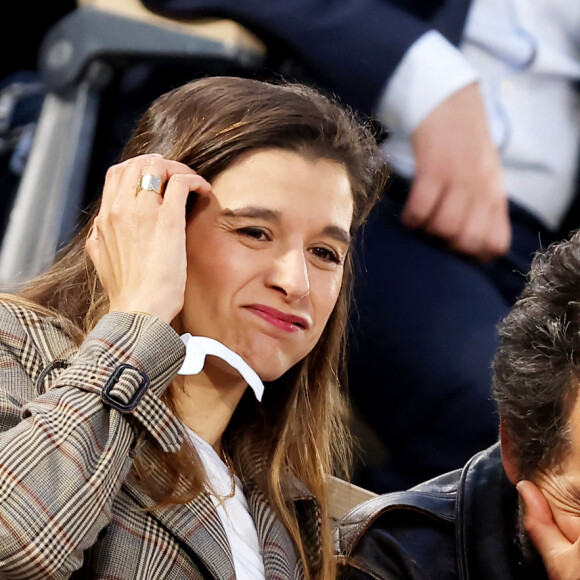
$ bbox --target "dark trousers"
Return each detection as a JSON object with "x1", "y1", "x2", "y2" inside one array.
[{"x1": 347, "y1": 188, "x2": 557, "y2": 492}]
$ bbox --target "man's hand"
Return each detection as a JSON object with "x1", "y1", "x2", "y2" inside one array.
[
  {"x1": 402, "y1": 82, "x2": 511, "y2": 262},
  {"x1": 517, "y1": 480, "x2": 580, "y2": 580}
]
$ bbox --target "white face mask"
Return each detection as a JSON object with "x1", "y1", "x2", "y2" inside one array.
[{"x1": 177, "y1": 333, "x2": 265, "y2": 401}]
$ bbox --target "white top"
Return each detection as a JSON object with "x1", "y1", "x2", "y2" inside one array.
[
  {"x1": 378, "y1": 0, "x2": 580, "y2": 230},
  {"x1": 185, "y1": 427, "x2": 266, "y2": 580}
]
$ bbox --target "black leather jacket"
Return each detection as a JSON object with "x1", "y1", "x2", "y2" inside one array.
[{"x1": 337, "y1": 444, "x2": 548, "y2": 579}]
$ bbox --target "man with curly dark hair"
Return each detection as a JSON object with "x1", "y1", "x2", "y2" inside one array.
[{"x1": 338, "y1": 229, "x2": 580, "y2": 579}]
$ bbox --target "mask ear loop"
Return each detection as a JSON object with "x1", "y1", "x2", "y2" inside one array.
[{"x1": 177, "y1": 333, "x2": 265, "y2": 401}]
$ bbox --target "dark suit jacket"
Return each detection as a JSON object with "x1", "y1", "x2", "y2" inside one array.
[{"x1": 142, "y1": 0, "x2": 471, "y2": 114}]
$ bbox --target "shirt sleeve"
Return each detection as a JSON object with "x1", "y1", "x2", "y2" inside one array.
[
  {"x1": 0, "y1": 305, "x2": 185, "y2": 579},
  {"x1": 377, "y1": 30, "x2": 480, "y2": 137}
]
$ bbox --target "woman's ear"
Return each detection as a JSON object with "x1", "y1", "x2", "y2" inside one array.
[{"x1": 500, "y1": 418, "x2": 520, "y2": 485}]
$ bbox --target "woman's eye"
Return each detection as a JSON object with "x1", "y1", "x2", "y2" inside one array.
[
  {"x1": 237, "y1": 227, "x2": 270, "y2": 241},
  {"x1": 311, "y1": 246, "x2": 342, "y2": 265}
]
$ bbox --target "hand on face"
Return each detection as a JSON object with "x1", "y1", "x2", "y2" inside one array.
[
  {"x1": 517, "y1": 479, "x2": 580, "y2": 580},
  {"x1": 85, "y1": 154, "x2": 212, "y2": 323},
  {"x1": 403, "y1": 82, "x2": 511, "y2": 262}
]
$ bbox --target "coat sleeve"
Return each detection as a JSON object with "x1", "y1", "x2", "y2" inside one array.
[{"x1": 0, "y1": 303, "x2": 185, "y2": 579}]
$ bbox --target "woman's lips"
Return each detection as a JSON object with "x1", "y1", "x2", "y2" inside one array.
[{"x1": 244, "y1": 304, "x2": 310, "y2": 333}]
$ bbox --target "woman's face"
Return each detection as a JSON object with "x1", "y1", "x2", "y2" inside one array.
[{"x1": 178, "y1": 148, "x2": 353, "y2": 382}]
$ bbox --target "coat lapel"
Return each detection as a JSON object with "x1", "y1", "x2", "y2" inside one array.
[
  {"x1": 124, "y1": 476, "x2": 313, "y2": 580},
  {"x1": 246, "y1": 485, "x2": 300, "y2": 580},
  {"x1": 123, "y1": 478, "x2": 236, "y2": 580}
]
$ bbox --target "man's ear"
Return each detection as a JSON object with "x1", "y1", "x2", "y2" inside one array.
[{"x1": 500, "y1": 418, "x2": 520, "y2": 485}]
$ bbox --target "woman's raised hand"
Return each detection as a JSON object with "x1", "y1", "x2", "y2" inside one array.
[{"x1": 85, "y1": 154, "x2": 212, "y2": 323}]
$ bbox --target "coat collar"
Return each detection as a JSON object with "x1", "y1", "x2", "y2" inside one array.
[
  {"x1": 456, "y1": 443, "x2": 547, "y2": 580},
  {"x1": 245, "y1": 482, "x2": 303, "y2": 580},
  {"x1": 237, "y1": 443, "x2": 324, "y2": 575},
  {"x1": 123, "y1": 476, "x2": 237, "y2": 580}
]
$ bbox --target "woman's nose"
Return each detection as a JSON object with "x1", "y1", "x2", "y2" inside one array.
[{"x1": 267, "y1": 249, "x2": 310, "y2": 300}]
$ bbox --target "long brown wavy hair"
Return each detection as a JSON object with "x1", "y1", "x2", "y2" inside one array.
[{"x1": 15, "y1": 76, "x2": 388, "y2": 579}]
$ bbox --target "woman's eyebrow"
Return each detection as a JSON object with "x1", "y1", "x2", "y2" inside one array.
[
  {"x1": 222, "y1": 206, "x2": 351, "y2": 245},
  {"x1": 323, "y1": 225, "x2": 351, "y2": 246},
  {"x1": 222, "y1": 207, "x2": 281, "y2": 222}
]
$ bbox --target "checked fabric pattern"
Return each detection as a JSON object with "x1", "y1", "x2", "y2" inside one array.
[{"x1": 0, "y1": 301, "x2": 319, "y2": 579}]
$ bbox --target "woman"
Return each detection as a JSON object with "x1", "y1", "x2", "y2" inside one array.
[{"x1": 0, "y1": 76, "x2": 387, "y2": 579}]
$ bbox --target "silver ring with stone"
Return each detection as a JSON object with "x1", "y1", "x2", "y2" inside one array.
[{"x1": 136, "y1": 173, "x2": 165, "y2": 196}]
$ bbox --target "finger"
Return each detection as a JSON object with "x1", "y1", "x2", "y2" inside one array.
[
  {"x1": 132, "y1": 155, "x2": 169, "y2": 206},
  {"x1": 104, "y1": 153, "x2": 181, "y2": 207},
  {"x1": 159, "y1": 158, "x2": 199, "y2": 177},
  {"x1": 97, "y1": 155, "x2": 162, "y2": 224},
  {"x1": 517, "y1": 480, "x2": 571, "y2": 556},
  {"x1": 101, "y1": 155, "x2": 199, "y2": 210},
  {"x1": 449, "y1": 200, "x2": 492, "y2": 260},
  {"x1": 423, "y1": 186, "x2": 470, "y2": 242},
  {"x1": 162, "y1": 173, "x2": 212, "y2": 211},
  {"x1": 132, "y1": 157, "x2": 201, "y2": 208},
  {"x1": 401, "y1": 174, "x2": 443, "y2": 229},
  {"x1": 481, "y1": 200, "x2": 511, "y2": 257},
  {"x1": 449, "y1": 196, "x2": 511, "y2": 261}
]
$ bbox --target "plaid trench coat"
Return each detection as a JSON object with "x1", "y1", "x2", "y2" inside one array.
[{"x1": 0, "y1": 300, "x2": 321, "y2": 579}]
